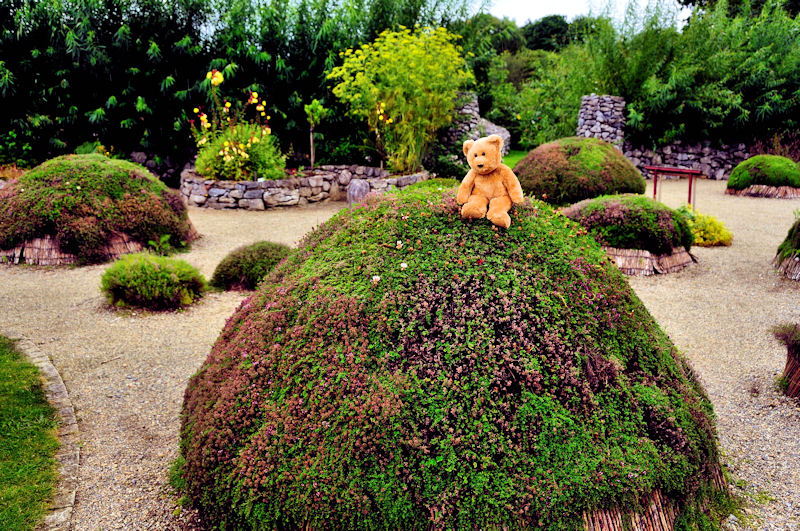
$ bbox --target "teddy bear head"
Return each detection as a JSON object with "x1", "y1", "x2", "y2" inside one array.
[{"x1": 463, "y1": 134, "x2": 504, "y2": 175}]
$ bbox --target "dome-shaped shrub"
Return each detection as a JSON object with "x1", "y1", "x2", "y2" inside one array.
[
  {"x1": 775, "y1": 217, "x2": 800, "y2": 280},
  {"x1": 727, "y1": 154, "x2": 800, "y2": 191},
  {"x1": 180, "y1": 185, "x2": 728, "y2": 529},
  {"x1": 101, "y1": 253, "x2": 206, "y2": 309},
  {"x1": 513, "y1": 137, "x2": 645, "y2": 205},
  {"x1": 675, "y1": 205, "x2": 733, "y2": 247},
  {"x1": 562, "y1": 195, "x2": 693, "y2": 255},
  {"x1": 210, "y1": 241, "x2": 291, "y2": 291},
  {"x1": 0, "y1": 154, "x2": 197, "y2": 264}
]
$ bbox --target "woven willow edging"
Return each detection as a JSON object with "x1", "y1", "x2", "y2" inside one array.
[
  {"x1": 603, "y1": 246, "x2": 697, "y2": 276},
  {"x1": 725, "y1": 185, "x2": 800, "y2": 198}
]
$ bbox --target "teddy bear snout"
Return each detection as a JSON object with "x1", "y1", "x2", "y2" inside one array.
[{"x1": 477, "y1": 163, "x2": 484, "y2": 168}]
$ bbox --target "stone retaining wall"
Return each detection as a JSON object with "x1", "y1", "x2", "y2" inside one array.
[
  {"x1": 180, "y1": 165, "x2": 430, "y2": 210},
  {"x1": 438, "y1": 92, "x2": 511, "y2": 155},
  {"x1": 623, "y1": 140, "x2": 750, "y2": 180}
]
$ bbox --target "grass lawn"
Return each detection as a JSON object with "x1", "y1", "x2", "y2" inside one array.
[
  {"x1": 0, "y1": 336, "x2": 59, "y2": 530},
  {"x1": 502, "y1": 148, "x2": 528, "y2": 170}
]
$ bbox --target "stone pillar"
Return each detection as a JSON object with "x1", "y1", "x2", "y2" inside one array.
[{"x1": 576, "y1": 94, "x2": 626, "y2": 146}]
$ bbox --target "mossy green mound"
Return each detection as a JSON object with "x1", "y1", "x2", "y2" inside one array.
[
  {"x1": 562, "y1": 195, "x2": 693, "y2": 255},
  {"x1": 0, "y1": 154, "x2": 196, "y2": 264},
  {"x1": 180, "y1": 184, "x2": 726, "y2": 529},
  {"x1": 210, "y1": 241, "x2": 291, "y2": 291},
  {"x1": 727, "y1": 154, "x2": 800, "y2": 190},
  {"x1": 101, "y1": 253, "x2": 206, "y2": 310},
  {"x1": 513, "y1": 137, "x2": 645, "y2": 205},
  {"x1": 777, "y1": 217, "x2": 800, "y2": 262}
]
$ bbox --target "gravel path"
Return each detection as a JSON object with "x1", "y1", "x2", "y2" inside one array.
[{"x1": 1, "y1": 182, "x2": 799, "y2": 529}]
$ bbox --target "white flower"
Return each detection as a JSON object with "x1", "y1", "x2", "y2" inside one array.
[
  {"x1": 400, "y1": 262, "x2": 408, "y2": 270},
  {"x1": 396, "y1": 240, "x2": 403, "y2": 249},
  {"x1": 76, "y1": 186, "x2": 81, "y2": 190},
  {"x1": 371, "y1": 275, "x2": 381, "y2": 283}
]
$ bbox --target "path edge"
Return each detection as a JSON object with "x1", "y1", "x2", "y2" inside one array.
[{"x1": 15, "y1": 337, "x2": 80, "y2": 530}]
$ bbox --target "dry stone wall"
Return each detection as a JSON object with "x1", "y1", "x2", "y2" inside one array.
[
  {"x1": 576, "y1": 94, "x2": 626, "y2": 145},
  {"x1": 576, "y1": 94, "x2": 752, "y2": 179},
  {"x1": 180, "y1": 165, "x2": 429, "y2": 210},
  {"x1": 439, "y1": 92, "x2": 511, "y2": 155}
]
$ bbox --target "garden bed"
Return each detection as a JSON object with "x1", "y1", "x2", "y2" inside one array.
[
  {"x1": 725, "y1": 185, "x2": 800, "y2": 198},
  {"x1": 604, "y1": 246, "x2": 697, "y2": 276},
  {"x1": 180, "y1": 165, "x2": 429, "y2": 210}
]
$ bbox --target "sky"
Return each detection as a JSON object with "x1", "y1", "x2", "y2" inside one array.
[{"x1": 487, "y1": 0, "x2": 691, "y2": 25}]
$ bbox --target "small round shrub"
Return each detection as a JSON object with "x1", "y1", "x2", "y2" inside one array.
[
  {"x1": 562, "y1": 195, "x2": 693, "y2": 255},
  {"x1": 675, "y1": 205, "x2": 733, "y2": 247},
  {"x1": 0, "y1": 154, "x2": 196, "y2": 264},
  {"x1": 180, "y1": 186, "x2": 727, "y2": 529},
  {"x1": 514, "y1": 137, "x2": 645, "y2": 205},
  {"x1": 101, "y1": 253, "x2": 206, "y2": 310},
  {"x1": 777, "y1": 216, "x2": 800, "y2": 262},
  {"x1": 195, "y1": 123, "x2": 286, "y2": 181},
  {"x1": 210, "y1": 241, "x2": 291, "y2": 291},
  {"x1": 727, "y1": 154, "x2": 800, "y2": 190}
]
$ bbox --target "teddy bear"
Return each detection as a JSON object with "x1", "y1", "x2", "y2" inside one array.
[{"x1": 457, "y1": 134, "x2": 524, "y2": 229}]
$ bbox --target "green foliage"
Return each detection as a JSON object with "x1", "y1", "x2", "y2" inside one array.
[
  {"x1": 563, "y1": 195, "x2": 693, "y2": 254},
  {"x1": 328, "y1": 26, "x2": 473, "y2": 173},
  {"x1": 486, "y1": 47, "x2": 595, "y2": 149},
  {"x1": 179, "y1": 185, "x2": 727, "y2": 529},
  {"x1": 727, "y1": 154, "x2": 800, "y2": 190},
  {"x1": 514, "y1": 137, "x2": 646, "y2": 205},
  {"x1": 304, "y1": 98, "x2": 329, "y2": 167},
  {"x1": 1, "y1": 0, "x2": 475, "y2": 167},
  {"x1": 777, "y1": 217, "x2": 800, "y2": 262},
  {"x1": 210, "y1": 241, "x2": 291, "y2": 291},
  {"x1": 522, "y1": 15, "x2": 570, "y2": 51},
  {"x1": 0, "y1": 154, "x2": 196, "y2": 264},
  {"x1": 195, "y1": 123, "x2": 286, "y2": 181},
  {"x1": 101, "y1": 252, "x2": 206, "y2": 310},
  {"x1": 0, "y1": 336, "x2": 59, "y2": 531},
  {"x1": 675, "y1": 205, "x2": 733, "y2": 247}
]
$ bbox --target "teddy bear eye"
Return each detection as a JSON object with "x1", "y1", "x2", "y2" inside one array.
[
  {"x1": 481, "y1": 152, "x2": 485, "y2": 156},
  {"x1": 474, "y1": 154, "x2": 477, "y2": 157}
]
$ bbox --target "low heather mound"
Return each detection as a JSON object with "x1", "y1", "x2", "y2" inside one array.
[
  {"x1": 513, "y1": 137, "x2": 645, "y2": 205},
  {"x1": 210, "y1": 241, "x2": 291, "y2": 291},
  {"x1": 562, "y1": 195, "x2": 693, "y2": 255},
  {"x1": 180, "y1": 185, "x2": 727, "y2": 529},
  {"x1": 0, "y1": 154, "x2": 196, "y2": 264},
  {"x1": 727, "y1": 155, "x2": 800, "y2": 196},
  {"x1": 775, "y1": 217, "x2": 800, "y2": 280}
]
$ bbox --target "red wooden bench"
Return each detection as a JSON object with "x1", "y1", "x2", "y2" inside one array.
[{"x1": 644, "y1": 165, "x2": 703, "y2": 207}]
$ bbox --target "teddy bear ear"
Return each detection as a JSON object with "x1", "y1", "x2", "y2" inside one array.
[
  {"x1": 487, "y1": 134, "x2": 503, "y2": 150},
  {"x1": 462, "y1": 140, "x2": 474, "y2": 158}
]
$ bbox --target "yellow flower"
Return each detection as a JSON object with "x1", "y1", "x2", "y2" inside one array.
[
  {"x1": 266, "y1": 115, "x2": 271, "y2": 120},
  {"x1": 261, "y1": 100, "x2": 266, "y2": 106},
  {"x1": 202, "y1": 122, "x2": 211, "y2": 129},
  {"x1": 193, "y1": 107, "x2": 199, "y2": 113},
  {"x1": 260, "y1": 111, "x2": 265, "y2": 116},
  {"x1": 256, "y1": 104, "x2": 264, "y2": 111},
  {"x1": 206, "y1": 71, "x2": 213, "y2": 80},
  {"x1": 224, "y1": 101, "x2": 231, "y2": 108},
  {"x1": 209, "y1": 70, "x2": 224, "y2": 86}
]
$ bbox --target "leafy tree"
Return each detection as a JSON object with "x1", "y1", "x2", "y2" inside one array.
[
  {"x1": 522, "y1": 15, "x2": 570, "y2": 51},
  {"x1": 676, "y1": 0, "x2": 800, "y2": 16},
  {"x1": 328, "y1": 26, "x2": 473, "y2": 172}
]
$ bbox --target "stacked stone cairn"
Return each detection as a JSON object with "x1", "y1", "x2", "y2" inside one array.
[
  {"x1": 180, "y1": 165, "x2": 430, "y2": 210},
  {"x1": 576, "y1": 94, "x2": 626, "y2": 146},
  {"x1": 438, "y1": 92, "x2": 510, "y2": 156}
]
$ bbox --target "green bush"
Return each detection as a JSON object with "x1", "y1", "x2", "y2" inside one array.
[
  {"x1": 195, "y1": 123, "x2": 286, "y2": 181},
  {"x1": 180, "y1": 185, "x2": 728, "y2": 529},
  {"x1": 562, "y1": 195, "x2": 693, "y2": 255},
  {"x1": 514, "y1": 137, "x2": 645, "y2": 205},
  {"x1": 101, "y1": 253, "x2": 206, "y2": 310},
  {"x1": 727, "y1": 154, "x2": 800, "y2": 190},
  {"x1": 210, "y1": 241, "x2": 291, "y2": 291},
  {"x1": 328, "y1": 26, "x2": 473, "y2": 173},
  {"x1": 0, "y1": 154, "x2": 196, "y2": 264},
  {"x1": 675, "y1": 205, "x2": 733, "y2": 247},
  {"x1": 777, "y1": 217, "x2": 800, "y2": 262}
]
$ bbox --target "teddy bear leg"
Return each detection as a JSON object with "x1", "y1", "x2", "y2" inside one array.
[
  {"x1": 487, "y1": 196, "x2": 513, "y2": 228},
  {"x1": 461, "y1": 195, "x2": 489, "y2": 220}
]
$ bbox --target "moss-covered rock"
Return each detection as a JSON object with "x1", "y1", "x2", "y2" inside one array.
[
  {"x1": 727, "y1": 154, "x2": 800, "y2": 190},
  {"x1": 562, "y1": 195, "x2": 693, "y2": 255},
  {"x1": 180, "y1": 184, "x2": 726, "y2": 529},
  {"x1": 778, "y1": 217, "x2": 800, "y2": 263},
  {"x1": 210, "y1": 241, "x2": 291, "y2": 291},
  {"x1": 513, "y1": 137, "x2": 645, "y2": 205},
  {"x1": 0, "y1": 154, "x2": 196, "y2": 264}
]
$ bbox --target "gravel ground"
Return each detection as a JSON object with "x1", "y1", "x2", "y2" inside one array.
[{"x1": 1, "y1": 181, "x2": 799, "y2": 529}]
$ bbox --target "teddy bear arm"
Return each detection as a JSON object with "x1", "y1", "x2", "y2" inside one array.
[
  {"x1": 457, "y1": 171, "x2": 475, "y2": 205},
  {"x1": 501, "y1": 166, "x2": 525, "y2": 204}
]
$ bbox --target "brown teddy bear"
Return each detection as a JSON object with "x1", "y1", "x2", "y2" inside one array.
[{"x1": 457, "y1": 134, "x2": 524, "y2": 228}]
